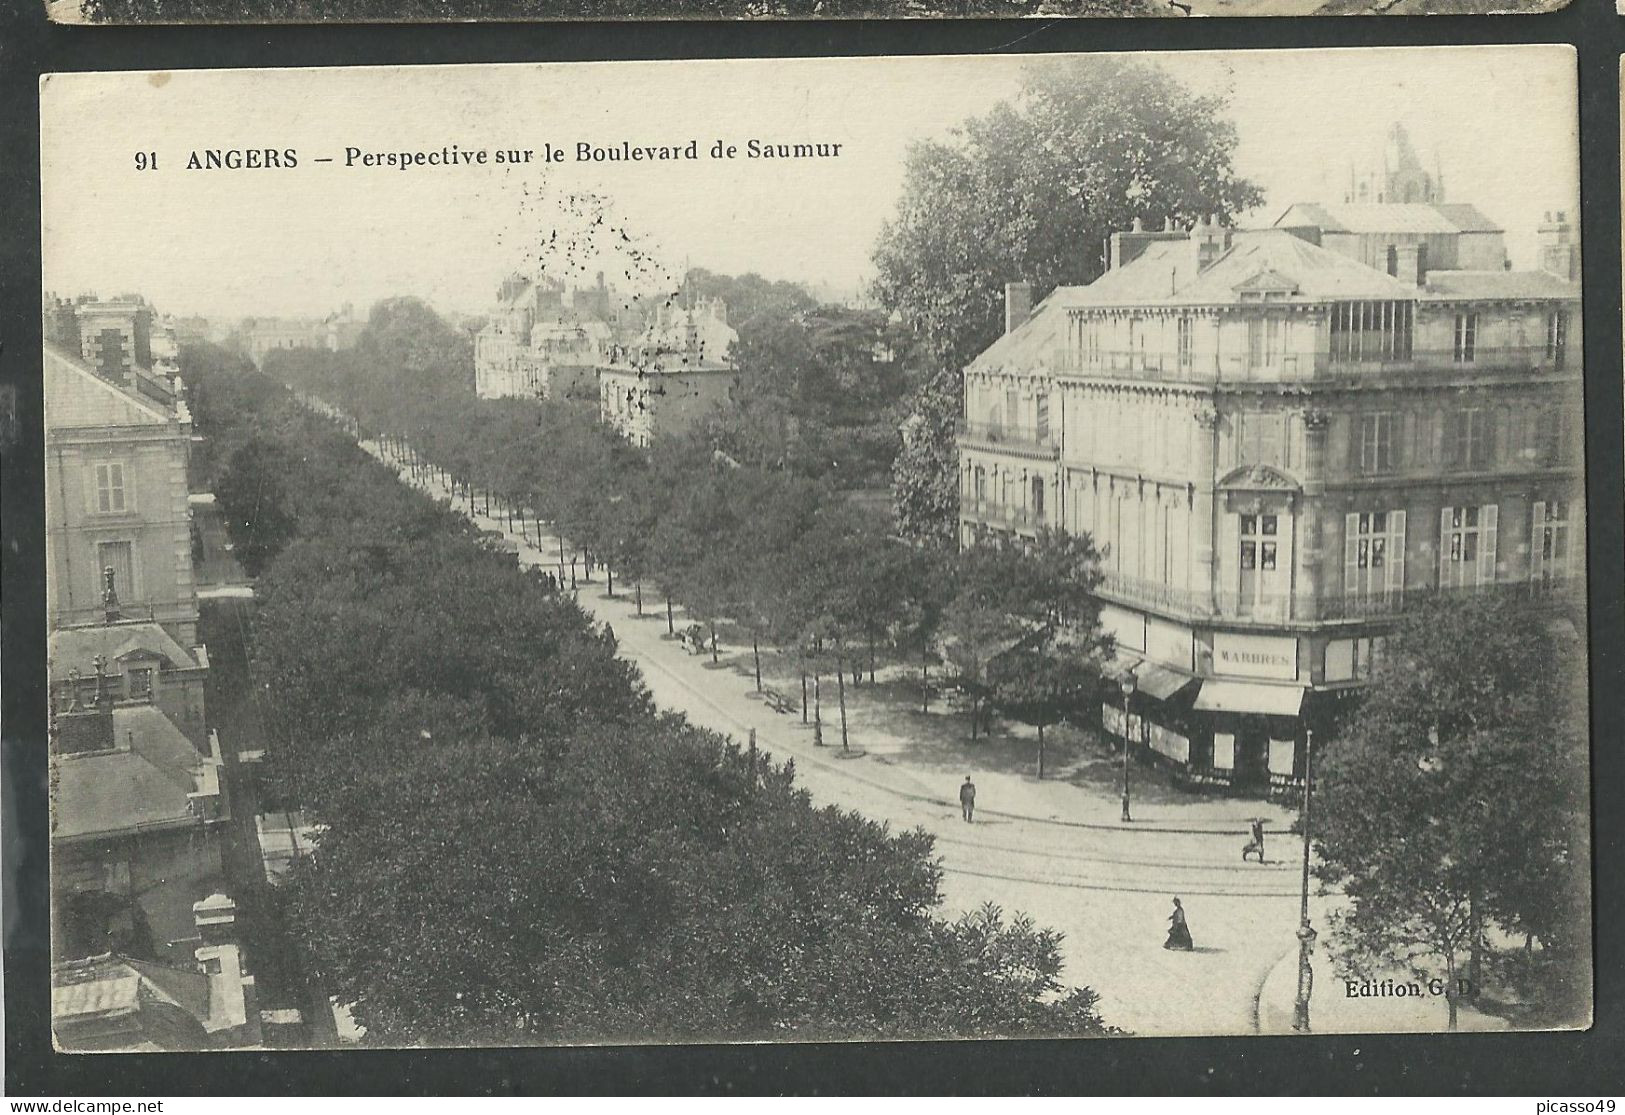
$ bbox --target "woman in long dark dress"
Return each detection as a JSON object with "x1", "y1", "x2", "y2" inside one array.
[{"x1": 1164, "y1": 897, "x2": 1194, "y2": 951}]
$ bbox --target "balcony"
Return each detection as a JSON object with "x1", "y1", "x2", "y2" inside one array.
[
  {"x1": 1094, "y1": 571, "x2": 1583, "y2": 628},
  {"x1": 957, "y1": 421, "x2": 1059, "y2": 457},
  {"x1": 1059, "y1": 345, "x2": 1571, "y2": 383},
  {"x1": 959, "y1": 498, "x2": 1042, "y2": 533}
]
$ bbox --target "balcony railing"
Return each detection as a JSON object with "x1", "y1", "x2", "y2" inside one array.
[
  {"x1": 957, "y1": 421, "x2": 1058, "y2": 454},
  {"x1": 51, "y1": 602, "x2": 162, "y2": 628},
  {"x1": 1094, "y1": 572, "x2": 1582, "y2": 626},
  {"x1": 1059, "y1": 345, "x2": 1570, "y2": 382},
  {"x1": 959, "y1": 498, "x2": 1041, "y2": 532}
]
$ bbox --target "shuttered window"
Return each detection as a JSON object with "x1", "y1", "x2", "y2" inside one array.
[
  {"x1": 1439, "y1": 504, "x2": 1498, "y2": 589},
  {"x1": 1343, "y1": 510, "x2": 1406, "y2": 606}
]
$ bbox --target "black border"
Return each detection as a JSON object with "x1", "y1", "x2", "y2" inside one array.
[{"x1": 3, "y1": 0, "x2": 1622, "y2": 1094}]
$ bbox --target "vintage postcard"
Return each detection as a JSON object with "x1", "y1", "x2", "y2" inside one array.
[
  {"x1": 43, "y1": 0, "x2": 1573, "y2": 24},
  {"x1": 40, "y1": 48, "x2": 1589, "y2": 1051}
]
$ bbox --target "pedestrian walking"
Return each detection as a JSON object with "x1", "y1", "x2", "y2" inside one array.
[
  {"x1": 1242, "y1": 817, "x2": 1266, "y2": 863},
  {"x1": 959, "y1": 775, "x2": 976, "y2": 823},
  {"x1": 1164, "y1": 897, "x2": 1194, "y2": 951}
]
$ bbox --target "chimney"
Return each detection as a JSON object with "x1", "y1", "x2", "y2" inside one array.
[
  {"x1": 1192, "y1": 214, "x2": 1231, "y2": 273},
  {"x1": 1392, "y1": 244, "x2": 1427, "y2": 287},
  {"x1": 193, "y1": 894, "x2": 238, "y2": 946},
  {"x1": 1537, "y1": 209, "x2": 1579, "y2": 282},
  {"x1": 1004, "y1": 282, "x2": 1033, "y2": 334},
  {"x1": 53, "y1": 660, "x2": 115, "y2": 756}
]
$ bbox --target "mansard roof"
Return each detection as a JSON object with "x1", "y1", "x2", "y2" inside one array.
[
  {"x1": 44, "y1": 342, "x2": 175, "y2": 431},
  {"x1": 1059, "y1": 229, "x2": 1419, "y2": 312}
]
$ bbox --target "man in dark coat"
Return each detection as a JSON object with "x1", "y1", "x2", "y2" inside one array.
[{"x1": 959, "y1": 776, "x2": 977, "y2": 823}]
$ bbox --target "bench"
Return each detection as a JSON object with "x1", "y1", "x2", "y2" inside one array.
[{"x1": 762, "y1": 690, "x2": 800, "y2": 716}]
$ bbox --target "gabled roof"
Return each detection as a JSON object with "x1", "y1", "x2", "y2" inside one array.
[
  {"x1": 45, "y1": 343, "x2": 174, "y2": 430},
  {"x1": 50, "y1": 623, "x2": 199, "y2": 677},
  {"x1": 52, "y1": 705, "x2": 211, "y2": 841},
  {"x1": 1273, "y1": 202, "x2": 1503, "y2": 236}
]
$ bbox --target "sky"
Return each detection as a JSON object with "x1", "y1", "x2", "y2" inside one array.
[{"x1": 40, "y1": 47, "x2": 1578, "y2": 320}]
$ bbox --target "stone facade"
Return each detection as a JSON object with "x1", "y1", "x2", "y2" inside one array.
[
  {"x1": 45, "y1": 342, "x2": 199, "y2": 645},
  {"x1": 598, "y1": 297, "x2": 740, "y2": 446},
  {"x1": 958, "y1": 187, "x2": 1583, "y2": 794}
]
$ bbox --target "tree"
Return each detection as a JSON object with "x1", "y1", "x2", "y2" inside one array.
[
  {"x1": 1313, "y1": 591, "x2": 1589, "y2": 1029},
  {"x1": 183, "y1": 350, "x2": 1117, "y2": 1045},
  {"x1": 876, "y1": 57, "x2": 1264, "y2": 544},
  {"x1": 212, "y1": 435, "x2": 299, "y2": 577}
]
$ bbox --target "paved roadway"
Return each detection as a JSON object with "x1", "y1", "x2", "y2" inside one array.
[
  {"x1": 328, "y1": 420, "x2": 1500, "y2": 1038},
  {"x1": 362, "y1": 437, "x2": 1317, "y2": 1036}
]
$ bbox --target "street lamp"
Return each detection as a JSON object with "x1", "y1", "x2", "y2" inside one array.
[
  {"x1": 1120, "y1": 674, "x2": 1136, "y2": 823},
  {"x1": 1294, "y1": 726, "x2": 1317, "y2": 1033}
]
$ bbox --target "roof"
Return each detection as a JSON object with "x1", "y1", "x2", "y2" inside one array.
[
  {"x1": 1273, "y1": 202, "x2": 1503, "y2": 236},
  {"x1": 44, "y1": 343, "x2": 174, "y2": 430},
  {"x1": 1420, "y1": 269, "x2": 1580, "y2": 302},
  {"x1": 52, "y1": 705, "x2": 211, "y2": 841},
  {"x1": 53, "y1": 955, "x2": 211, "y2": 1052},
  {"x1": 1050, "y1": 229, "x2": 1419, "y2": 313},
  {"x1": 50, "y1": 622, "x2": 199, "y2": 676}
]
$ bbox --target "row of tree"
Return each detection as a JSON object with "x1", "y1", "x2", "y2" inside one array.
[
  {"x1": 266, "y1": 297, "x2": 1120, "y2": 774},
  {"x1": 185, "y1": 341, "x2": 1118, "y2": 1044}
]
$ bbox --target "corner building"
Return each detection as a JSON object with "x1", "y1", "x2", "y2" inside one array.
[{"x1": 958, "y1": 180, "x2": 1582, "y2": 794}]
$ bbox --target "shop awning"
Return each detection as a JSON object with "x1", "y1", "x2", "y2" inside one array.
[
  {"x1": 1193, "y1": 680, "x2": 1306, "y2": 717},
  {"x1": 1134, "y1": 662, "x2": 1198, "y2": 702}
]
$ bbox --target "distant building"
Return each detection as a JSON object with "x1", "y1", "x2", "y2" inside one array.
[
  {"x1": 957, "y1": 127, "x2": 1582, "y2": 794},
  {"x1": 598, "y1": 296, "x2": 740, "y2": 447},
  {"x1": 474, "y1": 272, "x2": 630, "y2": 400},
  {"x1": 242, "y1": 303, "x2": 362, "y2": 367}
]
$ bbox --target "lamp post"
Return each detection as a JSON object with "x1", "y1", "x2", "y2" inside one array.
[
  {"x1": 1293, "y1": 726, "x2": 1317, "y2": 1033},
  {"x1": 1120, "y1": 675, "x2": 1136, "y2": 823}
]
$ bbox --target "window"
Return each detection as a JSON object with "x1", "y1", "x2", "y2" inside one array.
[
  {"x1": 1246, "y1": 316, "x2": 1283, "y2": 370},
  {"x1": 1453, "y1": 313, "x2": 1478, "y2": 363},
  {"x1": 1330, "y1": 301, "x2": 1414, "y2": 363},
  {"x1": 1005, "y1": 389, "x2": 1020, "y2": 430},
  {"x1": 1325, "y1": 636, "x2": 1387, "y2": 683},
  {"x1": 1177, "y1": 317, "x2": 1194, "y2": 369},
  {"x1": 1035, "y1": 394, "x2": 1050, "y2": 444},
  {"x1": 1031, "y1": 477, "x2": 1046, "y2": 523},
  {"x1": 128, "y1": 667, "x2": 153, "y2": 699},
  {"x1": 1238, "y1": 513, "x2": 1282, "y2": 612},
  {"x1": 1439, "y1": 504, "x2": 1498, "y2": 589},
  {"x1": 96, "y1": 541, "x2": 135, "y2": 602},
  {"x1": 1444, "y1": 409, "x2": 1494, "y2": 470},
  {"x1": 1531, "y1": 500, "x2": 1574, "y2": 586},
  {"x1": 1545, "y1": 310, "x2": 1569, "y2": 366},
  {"x1": 1344, "y1": 510, "x2": 1407, "y2": 605},
  {"x1": 1530, "y1": 408, "x2": 1564, "y2": 466},
  {"x1": 93, "y1": 462, "x2": 127, "y2": 514},
  {"x1": 1358, "y1": 413, "x2": 1400, "y2": 474}
]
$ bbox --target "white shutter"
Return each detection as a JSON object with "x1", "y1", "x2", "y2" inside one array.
[
  {"x1": 1439, "y1": 507, "x2": 1454, "y2": 588},
  {"x1": 1563, "y1": 505, "x2": 1580, "y2": 581},
  {"x1": 1530, "y1": 501, "x2": 1547, "y2": 584},
  {"x1": 1388, "y1": 510, "x2": 1407, "y2": 598},
  {"x1": 1344, "y1": 512, "x2": 1360, "y2": 597},
  {"x1": 1479, "y1": 503, "x2": 1499, "y2": 586}
]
